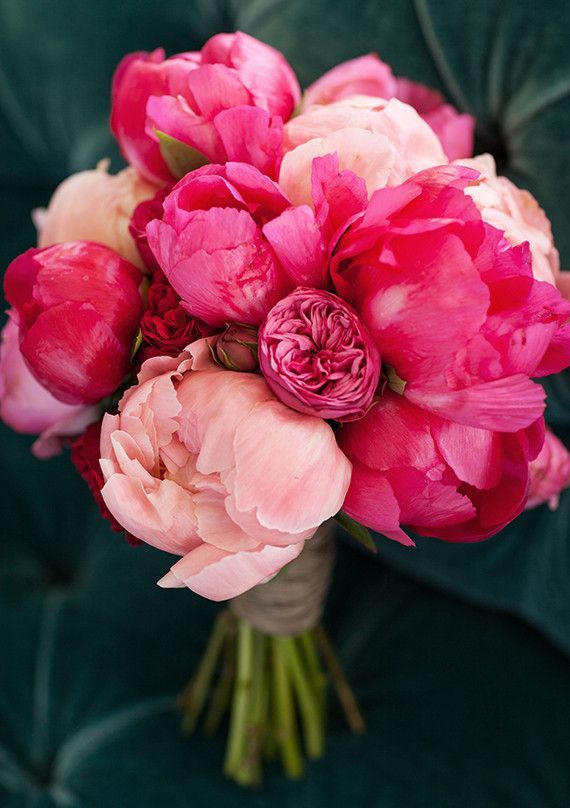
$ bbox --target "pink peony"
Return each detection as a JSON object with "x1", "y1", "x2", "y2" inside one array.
[
  {"x1": 302, "y1": 54, "x2": 475, "y2": 161},
  {"x1": 4, "y1": 241, "x2": 143, "y2": 405},
  {"x1": 457, "y1": 154, "x2": 560, "y2": 285},
  {"x1": 0, "y1": 315, "x2": 97, "y2": 458},
  {"x1": 258, "y1": 288, "x2": 381, "y2": 420},
  {"x1": 280, "y1": 96, "x2": 446, "y2": 207},
  {"x1": 37, "y1": 163, "x2": 156, "y2": 270},
  {"x1": 99, "y1": 340, "x2": 351, "y2": 600},
  {"x1": 331, "y1": 165, "x2": 570, "y2": 433},
  {"x1": 338, "y1": 388, "x2": 544, "y2": 544},
  {"x1": 526, "y1": 428, "x2": 570, "y2": 510},
  {"x1": 111, "y1": 32, "x2": 300, "y2": 184},
  {"x1": 146, "y1": 162, "x2": 337, "y2": 327},
  {"x1": 129, "y1": 185, "x2": 172, "y2": 272}
]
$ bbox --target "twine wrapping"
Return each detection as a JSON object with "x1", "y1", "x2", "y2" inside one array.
[{"x1": 230, "y1": 522, "x2": 336, "y2": 635}]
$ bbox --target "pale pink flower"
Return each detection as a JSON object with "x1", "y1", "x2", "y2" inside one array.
[
  {"x1": 526, "y1": 428, "x2": 570, "y2": 510},
  {"x1": 99, "y1": 340, "x2": 351, "y2": 600}
]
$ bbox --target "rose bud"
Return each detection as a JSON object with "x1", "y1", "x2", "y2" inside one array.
[
  {"x1": 258, "y1": 288, "x2": 381, "y2": 421},
  {"x1": 526, "y1": 428, "x2": 570, "y2": 511},
  {"x1": 36, "y1": 163, "x2": 156, "y2": 270},
  {"x1": 4, "y1": 241, "x2": 143, "y2": 405},
  {"x1": 215, "y1": 323, "x2": 259, "y2": 372}
]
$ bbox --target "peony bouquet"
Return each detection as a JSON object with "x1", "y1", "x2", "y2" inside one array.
[{"x1": 3, "y1": 31, "x2": 570, "y2": 787}]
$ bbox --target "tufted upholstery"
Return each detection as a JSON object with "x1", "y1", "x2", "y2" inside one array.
[{"x1": 1, "y1": 1, "x2": 570, "y2": 805}]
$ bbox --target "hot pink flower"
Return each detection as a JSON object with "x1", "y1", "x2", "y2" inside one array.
[
  {"x1": 458, "y1": 154, "x2": 560, "y2": 285},
  {"x1": 99, "y1": 340, "x2": 351, "y2": 600},
  {"x1": 280, "y1": 96, "x2": 446, "y2": 207},
  {"x1": 332, "y1": 165, "x2": 570, "y2": 433},
  {"x1": 338, "y1": 388, "x2": 544, "y2": 544},
  {"x1": 0, "y1": 315, "x2": 97, "y2": 457},
  {"x1": 302, "y1": 54, "x2": 475, "y2": 161},
  {"x1": 146, "y1": 162, "x2": 337, "y2": 327},
  {"x1": 526, "y1": 428, "x2": 570, "y2": 510},
  {"x1": 259, "y1": 288, "x2": 381, "y2": 420},
  {"x1": 111, "y1": 32, "x2": 301, "y2": 184},
  {"x1": 129, "y1": 185, "x2": 172, "y2": 272},
  {"x1": 4, "y1": 241, "x2": 143, "y2": 405},
  {"x1": 37, "y1": 164, "x2": 156, "y2": 270}
]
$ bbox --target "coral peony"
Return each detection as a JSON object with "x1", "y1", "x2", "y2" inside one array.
[
  {"x1": 37, "y1": 163, "x2": 156, "y2": 269},
  {"x1": 280, "y1": 96, "x2": 446, "y2": 206},
  {"x1": 111, "y1": 32, "x2": 300, "y2": 183},
  {"x1": 526, "y1": 427, "x2": 570, "y2": 510},
  {"x1": 4, "y1": 241, "x2": 143, "y2": 405},
  {"x1": 259, "y1": 288, "x2": 380, "y2": 420},
  {"x1": 338, "y1": 388, "x2": 544, "y2": 544},
  {"x1": 331, "y1": 165, "x2": 570, "y2": 432},
  {"x1": 99, "y1": 340, "x2": 351, "y2": 600},
  {"x1": 458, "y1": 154, "x2": 560, "y2": 285},
  {"x1": 0, "y1": 315, "x2": 97, "y2": 457}
]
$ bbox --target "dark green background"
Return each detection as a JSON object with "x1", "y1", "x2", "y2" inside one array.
[{"x1": 1, "y1": 1, "x2": 569, "y2": 805}]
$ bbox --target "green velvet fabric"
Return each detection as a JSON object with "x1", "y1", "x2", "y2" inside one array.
[{"x1": 1, "y1": 1, "x2": 570, "y2": 805}]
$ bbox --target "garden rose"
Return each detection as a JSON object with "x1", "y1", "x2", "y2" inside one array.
[
  {"x1": 338, "y1": 388, "x2": 544, "y2": 543},
  {"x1": 280, "y1": 96, "x2": 447, "y2": 207},
  {"x1": 259, "y1": 288, "x2": 381, "y2": 420},
  {"x1": 111, "y1": 32, "x2": 301, "y2": 184},
  {"x1": 526, "y1": 427, "x2": 570, "y2": 510},
  {"x1": 458, "y1": 154, "x2": 560, "y2": 285},
  {"x1": 37, "y1": 163, "x2": 156, "y2": 269},
  {"x1": 4, "y1": 241, "x2": 143, "y2": 404},
  {"x1": 146, "y1": 162, "x2": 332, "y2": 327},
  {"x1": 332, "y1": 165, "x2": 570, "y2": 432},
  {"x1": 303, "y1": 54, "x2": 475, "y2": 161},
  {"x1": 99, "y1": 340, "x2": 351, "y2": 600},
  {"x1": 0, "y1": 315, "x2": 97, "y2": 457}
]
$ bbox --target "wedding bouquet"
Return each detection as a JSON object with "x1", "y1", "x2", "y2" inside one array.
[{"x1": 2, "y1": 31, "x2": 570, "y2": 787}]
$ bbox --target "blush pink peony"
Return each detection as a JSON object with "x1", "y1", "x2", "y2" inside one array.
[
  {"x1": 302, "y1": 54, "x2": 475, "y2": 161},
  {"x1": 0, "y1": 316, "x2": 97, "y2": 457},
  {"x1": 338, "y1": 389, "x2": 544, "y2": 544},
  {"x1": 332, "y1": 165, "x2": 570, "y2": 433},
  {"x1": 526, "y1": 427, "x2": 570, "y2": 510},
  {"x1": 36, "y1": 163, "x2": 156, "y2": 270},
  {"x1": 457, "y1": 154, "x2": 560, "y2": 285},
  {"x1": 258, "y1": 288, "x2": 381, "y2": 420},
  {"x1": 111, "y1": 32, "x2": 300, "y2": 184},
  {"x1": 280, "y1": 96, "x2": 447, "y2": 207},
  {"x1": 99, "y1": 340, "x2": 351, "y2": 600}
]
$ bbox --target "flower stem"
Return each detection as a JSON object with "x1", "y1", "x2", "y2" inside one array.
[
  {"x1": 271, "y1": 636, "x2": 304, "y2": 779},
  {"x1": 298, "y1": 630, "x2": 327, "y2": 718},
  {"x1": 315, "y1": 625, "x2": 366, "y2": 735},
  {"x1": 203, "y1": 624, "x2": 236, "y2": 737},
  {"x1": 224, "y1": 620, "x2": 255, "y2": 780},
  {"x1": 180, "y1": 609, "x2": 230, "y2": 733},
  {"x1": 277, "y1": 635, "x2": 324, "y2": 759}
]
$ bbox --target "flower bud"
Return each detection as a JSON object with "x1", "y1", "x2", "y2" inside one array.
[{"x1": 215, "y1": 324, "x2": 259, "y2": 372}]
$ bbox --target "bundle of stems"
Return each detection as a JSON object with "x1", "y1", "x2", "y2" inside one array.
[{"x1": 179, "y1": 609, "x2": 365, "y2": 787}]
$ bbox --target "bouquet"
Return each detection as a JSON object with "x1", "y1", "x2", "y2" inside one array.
[{"x1": 2, "y1": 31, "x2": 570, "y2": 787}]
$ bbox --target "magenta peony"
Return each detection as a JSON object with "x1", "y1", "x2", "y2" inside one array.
[
  {"x1": 111, "y1": 32, "x2": 300, "y2": 184},
  {"x1": 331, "y1": 165, "x2": 570, "y2": 433},
  {"x1": 99, "y1": 340, "x2": 351, "y2": 600},
  {"x1": 4, "y1": 241, "x2": 143, "y2": 405},
  {"x1": 526, "y1": 428, "x2": 570, "y2": 510},
  {"x1": 258, "y1": 288, "x2": 381, "y2": 420}
]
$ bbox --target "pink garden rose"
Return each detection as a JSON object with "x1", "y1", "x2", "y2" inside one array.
[
  {"x1": 526, "y1": 428, "x2": 570, "y2": 510},
  {"x1": 4, "y1": 241, "x2": 142, "y2": 404},
  {"x1": 258, "y1": 288, "x2": 381, "y2": 420},
  {"x1": 37, "y1": 163, "x2": 156, "y2": 270},
  {"x1": 0, "y1": 316, "x2": 96, "y2": 457},
  {"x1": 280, "y1": 96, "x2": 446, "y2": 207},
  {"x1": 111, "y1": 32, "x2": 301, "y2": 184},
  {"x1": 146, "y1": 162, "x2": 339, "y2": 327},
  {"x1": 331, "y1": 165, "x2": 570, "y2": 433},
  {"x1": 458, "y1": 154, "x2": 560, "y2": 285},
  {"x1": 338, "y1": 388, "x2": 544, "y2": 544},
  {"x1": 303, "y1": 54, "x2": 475, "y2": 161},
  {"x1": 99, "y1": 340, "x2": 351, "y2": 600}
]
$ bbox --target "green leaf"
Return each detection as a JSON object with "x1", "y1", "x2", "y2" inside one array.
[
  {"x1": 385, "y1": 365, "x2": 407, "y2": 396},
  {"x1": 334, "y1": 512, "x2": 377, "y2": 553},
  {"x1": 155, "y1": 130, "x2": 209, "y2": 179},
  {"x1": 130, "y1": 328, "x2": 143, "y2": 361}
]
